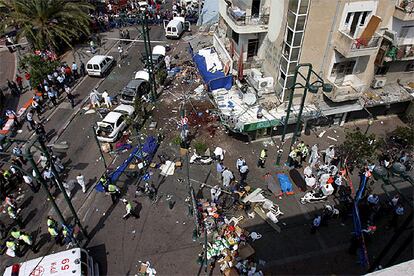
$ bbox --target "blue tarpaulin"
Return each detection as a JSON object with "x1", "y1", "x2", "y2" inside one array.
[
  {"x1": 277, "y1": 174, "x2": 293, "y2": 193},
  {"x1": 95, "y1": 136, "x2": 159, "y2": 192},
  {"x1": 190, "y1": 44, "x2": 232, "y2": 91}
]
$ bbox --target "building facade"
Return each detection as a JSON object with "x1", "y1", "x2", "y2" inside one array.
[{"x1": 213, "y1": 0, "x2": 413, "y2": 139}]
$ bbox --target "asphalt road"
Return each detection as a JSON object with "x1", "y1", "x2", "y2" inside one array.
[{"x1": 0, "y1": 18, "x2": 412, "y2": 276}]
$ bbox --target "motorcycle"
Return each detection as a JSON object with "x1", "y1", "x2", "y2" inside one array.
[
  {"x1": 189, "y1": 151, "x2": 213, "y2": 165},
  {"x1": 300, "y1": 189, "x2": 328, "y2": 204}
]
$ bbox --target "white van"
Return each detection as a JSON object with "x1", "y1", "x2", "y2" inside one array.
[
  {"x1": 3, "y1": 248, "x2": 99, "y2": 276},
  {"x1": 163, "y1": 17, "x2": 191, "y2": 39},
  {"x1": 86, "y1": 55, "x2": 115, "y2": 77}
]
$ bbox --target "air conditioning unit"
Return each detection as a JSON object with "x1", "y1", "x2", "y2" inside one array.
[
  {"x1": 250, "y1": 68, "x2": 262, "y2": 82},
  {"x1": 371, "y1": 76, "x2": 387, "y2": 89},
  {"x1": 257, "y1": 77, "x2": 274, "y2": 89}
]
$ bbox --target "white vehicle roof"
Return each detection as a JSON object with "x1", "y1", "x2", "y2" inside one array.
[
  {"x1": 167, "y1": 17, "x2": 185, "y2": 27},
  {"x1": 3, "y1": 248, "x2": 82, "y2": 276},
  {"x1": 102, "y1": 111, "x2": 123, "y2": 124},
  {"x1": 87, "y1": 55, "x2": 113, "y2": 65},
  {"x1": 138, "y1": 1, "x2": 148, "y2": 6},
  {"x1": 152, "y1": 45, "x2": 166, "y2": 56},
  {"x1": 134, "y1": 70, "x2": 150, "y2": 81},
  {"x1": 114, "y1": 104, "x2": 135, "y2": 115}
]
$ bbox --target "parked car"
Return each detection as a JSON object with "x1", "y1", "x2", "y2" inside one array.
[
  {"x1": 120, "y1": 79, "x2": 151, "y2": 105},
  {"x1": 86, "y1": 55, "x2": 115, "y2": 77},
  {"x1": 163, "y1": 17, "x2": 191, "y2": 39},
  {"x1": 96, "y1": 104, "x2": 135, "y2": 143},
  {"x1": 134, "y1": 70, "x2": 150, "y2": 81},
  {"x1": 141, "y1": 45, "x2": 167, "y2": 71}
]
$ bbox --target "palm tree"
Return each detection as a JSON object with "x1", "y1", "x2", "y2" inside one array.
[{"x1": 0, "y1": 0, "x2": 94, "y2": 51}]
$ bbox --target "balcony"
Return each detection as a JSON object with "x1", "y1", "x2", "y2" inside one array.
[
  {"x1": 219, "y1": 0, "x2": 269, "y2": 34},
  {"x1": 334, "y1": 30, "x2": 382, "y2": 58},
  {"x1": 394, "y1": 0, "x2": 414, "y2": 21},
  {"x1": 324, "y1": 76, "x2": 364, "y2": 102}
]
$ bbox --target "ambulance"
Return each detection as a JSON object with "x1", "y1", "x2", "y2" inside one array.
[{"x1": 3, "y1": 248, "x2": 99, "y2": 276}]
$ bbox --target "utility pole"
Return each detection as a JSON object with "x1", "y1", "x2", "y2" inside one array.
[
  {"x1": 92, "y1": 126, "x2": 108, "y2": 169},
  {"x1": 141, "y1": 12, "x2": 156, "y2": 102},
  {"x1": 24, "y1": 143, "x2": 81, "y2": 247},
  {"x1": 37, "y1": 139, "x2": 89, "y2": 241}
]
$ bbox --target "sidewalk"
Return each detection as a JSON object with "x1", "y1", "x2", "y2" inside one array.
[{"x1": 0, "y1": 27, "x2": 126, "y2": 138}]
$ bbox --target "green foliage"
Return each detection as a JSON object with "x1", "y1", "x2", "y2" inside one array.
[
  {"x1": 0, "y1": 0, "x2": 94, "y2": 51},
  {"x1": 19, "y1": 54, "x2": 60, "y2": 87},
  {"x1": 171, "y1": 135, "x2": 181, "y2": 146},
  {"x1": 392, "y1": 126, "x2": 414, "y2": 146},
  {"x1": 338, "y1": 130, "x2": 381, "y2": 167},
  {"x1": 156, "y1": 69, "x2": 167, "y2": 85},
  {"x1": 193, "y1": 140, "x2": 208, "y2": 155}
]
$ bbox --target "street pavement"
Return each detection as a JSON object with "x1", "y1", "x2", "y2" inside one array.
[{"x1": 0, "y1": 19, "x2": 413, "y2": 276}]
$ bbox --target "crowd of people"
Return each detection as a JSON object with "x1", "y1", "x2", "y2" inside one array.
[{"x1": 89, "y1": 0, "x2": 200, "y2": 32}]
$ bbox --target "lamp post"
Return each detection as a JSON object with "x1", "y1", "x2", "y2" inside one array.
[{"x1": 275, "y1": 63, "x2": 332, "y2": 166}]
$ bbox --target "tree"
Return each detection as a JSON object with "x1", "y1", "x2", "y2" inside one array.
[
  {"x1": 337, "y1": 130, "x2": 381, "y2": 169},
  {"x1": 0, "y1": 0, "x2": 93, "y2": 51},
  {"x1": 19, "y1": 54, "x2": 60, "y2": 87}
]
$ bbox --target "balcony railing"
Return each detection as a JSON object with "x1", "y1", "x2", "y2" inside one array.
[
  {"x1": 226, "y1": 7, "x2": 269, "y2": 26},
  {"x1": 349, "y1": 36, "x2": 382, "y2": 51},
  {"x1": 396, "y1": 0, "x2": 414, "y2": 13},
  {"x1": 335, "y1": 30, "x2": 382, "y2": 58}
]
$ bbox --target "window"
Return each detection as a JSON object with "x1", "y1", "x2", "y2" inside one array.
[
  {"x1": 298, "y1": 0, "x2": 309, "y2": 14},
  {"x1": 296, "y1": 15, "x2": 306, "y2": 31},
  {"x1": 105, "y1": 57, "x2": 111, "y2": 62},
  {"x1": 87, "y1": 64, "x2": 92, "y2": 69},
  {"x1": 280, "y1": 57, "x2": 288, "y2": 74},
  {"x1": 288, "y1": 61, "x2": 298, "y2": 74},
  {"x1": 345, "y1": 13, "x2": 352, "y2": 25},
  {"x1": 287, "y1": 11, "x2": 295, "y2": 30},
  {"x1": 288, "y1": 0, "x2": 298, "y2": 13},
  {"x1": 247, "y1": 39, "x2": 259, "y2": 58},
  {"x1": 399, "y1": 26, "x2": 411, "y2": 38},
  {"x1": 293, "y1": 32, "x2": 303, "y2": 47},
  {"x1": 93, "y1": 64, "x2": 99, "y2": 70},
  {"x1": 375, "y1": 65, "x2": 389, "y2": 75},
  {"x1": 359, "y1": 11, "x2": 369, "y2": 26},
  {"x1": 286, "y1": 29, "x2": 293, "y2": 45},
  {"x1": 232, "y1": 30, "x2": 239, "y2": 44},
  {"x1": 291, "y1": 47, "x2": 300, "y2": 61},
  {"x1": 283, "y1": 43, "x2": 290, "y2": 58},
  {"x1": 116, "y1": 116, "x2": 124, "y2": 128},
  {"x1": 330, "y1": 61, "x2": 356, "y2": 77}
]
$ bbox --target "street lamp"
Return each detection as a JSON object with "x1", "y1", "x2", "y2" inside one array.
[{"x1": 276, "y1": 63, "x2": 332, "y2": 166}]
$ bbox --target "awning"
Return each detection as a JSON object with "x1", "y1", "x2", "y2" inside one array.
[
  {"x1": 189, "y1": 44, "x2": 233, "y2": 91},
  {"x1": 243, "y1": 119, "x2": 279, "y2": 132},
  {"x1": 319, "y1": 97, "x2": 363, "y2": 116}
]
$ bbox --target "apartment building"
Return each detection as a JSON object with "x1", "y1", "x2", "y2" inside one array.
[{"x1": 212, "y1": 0, "x2": 413, "y2": 139}]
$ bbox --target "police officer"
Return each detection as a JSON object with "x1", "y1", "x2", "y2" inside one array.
[
  {"x1": 6, "y1": 238, "x2": 20, "y2": 257},
  {"x1": 257, "y1": 148, "x2": 268, "y2": 168},
  {"x1": 48, "y1": 223, "x2": 61, "y2": 245},
  {"x1": 10, "y1": 227, "x2": 21, "y2": 239},
  {"x1": 107, "y1": 183, "x2": 120, "y2": 204},
  {"x1": 100, "y1": 174, "x2": 109, "y2": 191},
  {"x1": 47, "y1": 216, "x2": 57, "y2": 228},
  {"x1": 8, "y1": 205, "x2": 23, "y2": 227},
  {"x1": 122, "y1": 199, "x2": 138, "y2": 220}
]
